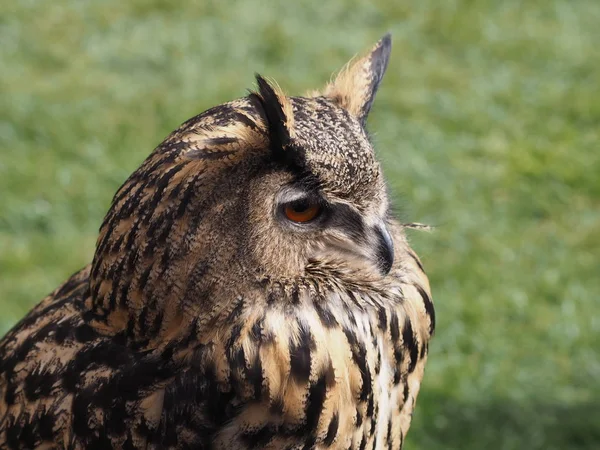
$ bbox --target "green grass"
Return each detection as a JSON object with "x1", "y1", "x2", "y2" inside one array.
[{"x1": 1, "y1": 0, "x2": 599, "y2": 448}]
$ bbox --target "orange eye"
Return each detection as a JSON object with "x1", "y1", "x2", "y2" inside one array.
[{"x1": 284, "y1": 201, "x2": 321, "y2": 223}]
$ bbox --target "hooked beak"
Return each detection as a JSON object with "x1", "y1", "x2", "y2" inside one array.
[{"x1": 373, "y1": 223, "x2": 394, "y2": 275}]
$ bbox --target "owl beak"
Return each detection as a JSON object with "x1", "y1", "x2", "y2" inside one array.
[{"x1": 373, "y1": 223, "x2": 394, "y2": 275}]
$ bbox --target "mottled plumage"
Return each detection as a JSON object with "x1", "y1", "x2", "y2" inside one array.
[{"x1": 0, "y1": 35, "x2": 434, "y2": 449}]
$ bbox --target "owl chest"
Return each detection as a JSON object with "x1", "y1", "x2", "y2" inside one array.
[{"x1": 213, "y1": 305, "x2": 410, "y2": 449}]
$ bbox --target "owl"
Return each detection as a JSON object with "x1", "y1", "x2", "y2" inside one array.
[{"x1": 0, "y1": 34, "x2": 434, "y2": 449}]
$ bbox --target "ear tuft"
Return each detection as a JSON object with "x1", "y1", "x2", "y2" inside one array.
[
  {"x1": 249, "y1": 75, "x2": 295, "y2": 154},
  {"x1": 320, "y1": 34, "x2": 392, "y2": 125}
]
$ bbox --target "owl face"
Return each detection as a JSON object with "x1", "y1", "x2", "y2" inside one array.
[
  {"x1": 236, "y1": 35, "x2": 394, "y2": 281},
  {"x1": 245, "y1": 95, "x2": 394, "y2": 280}
]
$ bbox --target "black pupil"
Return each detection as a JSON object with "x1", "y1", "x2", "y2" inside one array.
[{"x1": 291, "y1": 199, "x2": 311, "y2": 213}]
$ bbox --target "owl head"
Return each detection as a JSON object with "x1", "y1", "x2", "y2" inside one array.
[{"x1": 89, "y1": 35, "x2": 397, "y2": 328}]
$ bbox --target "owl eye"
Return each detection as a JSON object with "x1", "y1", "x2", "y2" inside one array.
[{"x1": 283, "y1": 199, "x2": 322, "y2": 223}]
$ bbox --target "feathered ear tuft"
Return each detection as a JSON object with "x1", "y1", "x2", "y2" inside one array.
[
  {"x1": 249, "y1": 75, "x2": 295, "y2": 155},
  {"x1": 317, "y1": 34, "x2": 392, "y2": 125}
]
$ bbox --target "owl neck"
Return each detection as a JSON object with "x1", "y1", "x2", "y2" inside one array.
[
  {"x1": 85, "y1": 245, "x2": 249, "y2": 347},
  {"x1": 85, "y1": 212, "x2": 249, "y2": 346}
]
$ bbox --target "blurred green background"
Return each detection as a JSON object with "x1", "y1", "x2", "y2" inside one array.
[{"x1": 1, "y1": 0, "x2": 599, "y2": 448}]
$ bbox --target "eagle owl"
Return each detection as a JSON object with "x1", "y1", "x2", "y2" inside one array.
[{"x1": 0, "y1": 35, "x2": 434, "y2": 449}]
